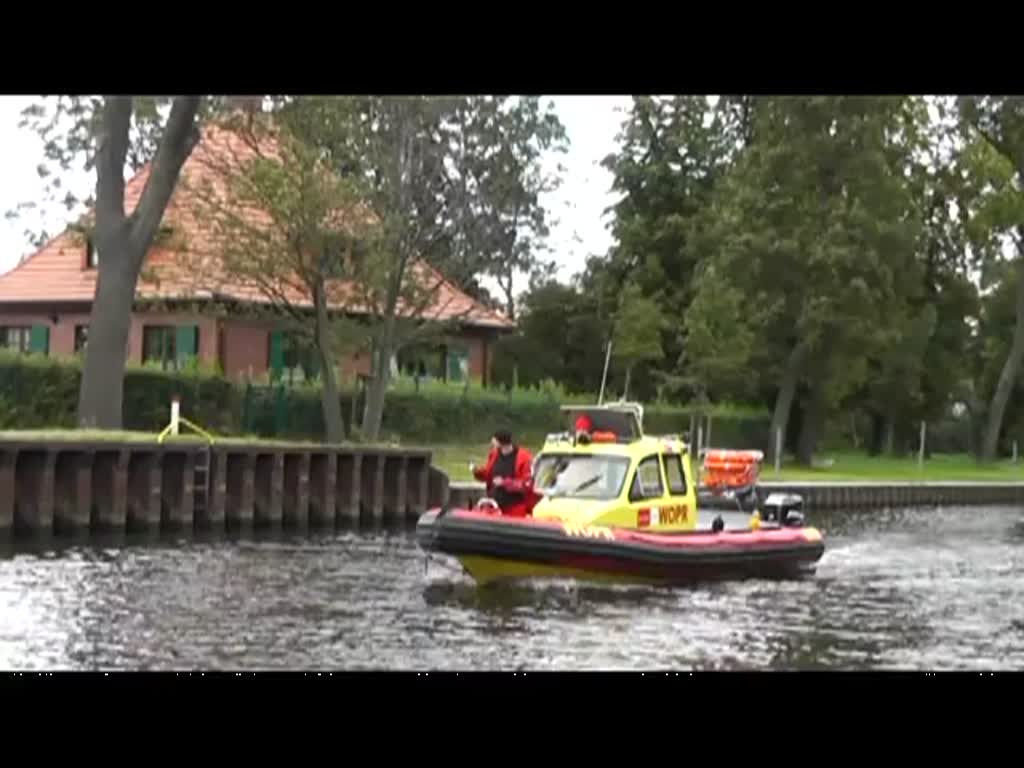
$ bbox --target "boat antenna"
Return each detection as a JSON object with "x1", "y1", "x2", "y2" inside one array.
[{"x1": 598, "y1": 339, "x2": 613, "y2": 405}]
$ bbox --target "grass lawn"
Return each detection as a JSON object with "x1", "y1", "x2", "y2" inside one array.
[
  {"x1": 428, "y1": 442, "x2": 1024, "y2": 483},
  {"x1": 0, "y1": 429, "x2": 314, "y2": 447},
  {"x1": 0, "y1": 429, "x2": 385, "y2": 450}
]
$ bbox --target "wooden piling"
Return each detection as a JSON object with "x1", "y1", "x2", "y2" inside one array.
[
  {"x1": 308, "y1": 453, "x2": 335, "y2": 527},
  {"x1": 225, "y1": 453, "x2": 255, "y2": 528},
  {"x1": 0, "y1": 451, "x2": 14, "y2": 530},
  {"x1": 338, "y1": 453, "x2": 362, "y2": 523}
]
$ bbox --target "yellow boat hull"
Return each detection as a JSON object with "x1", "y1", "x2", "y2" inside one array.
[{"x1": 456, "y1": 555, "x2": 663, "y2": 587}]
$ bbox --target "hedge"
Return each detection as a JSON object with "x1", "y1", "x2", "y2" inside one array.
[
  {"x1": 0, "y1": 351, "x2": 238, "y2": 434},
  {"x1": 0, "y1": 352, "x2": 773, "y2": 449}
]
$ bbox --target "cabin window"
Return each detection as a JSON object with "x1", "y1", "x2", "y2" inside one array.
[
  {"x1": 533, "y1": 454, "x2": 630, "y2": 501},
  {"x1": 630, "y1": 455, "x2": 664, "y2": 501},
  {"x1": 663, "y1": 454, "x2": 688, "y2": 495}
]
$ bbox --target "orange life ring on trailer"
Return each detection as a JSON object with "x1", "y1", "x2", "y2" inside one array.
[
  {"x1": 703, "y1": 449, "x2": 764, "y2": 465},
  {"x1": 701, "y1": 448, "x2": 762, "y2": 494}
]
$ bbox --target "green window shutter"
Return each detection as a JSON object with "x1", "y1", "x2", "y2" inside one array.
[
  {"x1": 29, "y1": 325, "x2": 49, "y2": 355},
  {"x1": 269, "y1": 330, "x2": 285, "y2": 381},
  {"x1": 175, "y1": 325, "x2": 198, "y2": 365}
]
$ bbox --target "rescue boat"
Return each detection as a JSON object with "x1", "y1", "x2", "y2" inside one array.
[{"x1": 417, "y1": 403, "x2": 825, "y2": 587}]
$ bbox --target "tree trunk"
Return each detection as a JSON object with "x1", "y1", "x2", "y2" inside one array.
[
  {"x1": 361, "y1": 317, "x2": 397, "y2": 442},
  {"x1": 883, "y1": 412, "x2": 897, "y2": 457},
  {"x1": 867, "y1": 410, "x2": 883, "y2": 456},
  {"x1": 500, "y1": 269, "x2": 516, "y2": 322},
  {"x1": 76, "y1": 96, "x2": 201, "y2": 429},
  {"x1": 77, "y1": 250, "x2": 142, "y2": 428},
  {"x1": 796, "y1": 379, "x2": 826, "y2": 466},
  {"x1": 623, "y1": 365, "x2": 632, "y2": 401},
  {"x1": 982, "y1": 258, "x2": 1024, "y2": 461},
  {"x1": 769, "y1": 342, "x2": 806, "y2": 466},
  {"x1": 313, "y1": 280, "x2": 344, "y2": 444}
]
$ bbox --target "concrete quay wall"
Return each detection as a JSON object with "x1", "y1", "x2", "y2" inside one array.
[{"x1": 0, "y1": 439, "x2": 450, "y2": 534}]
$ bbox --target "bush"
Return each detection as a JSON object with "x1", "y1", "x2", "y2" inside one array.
[
  {"x1": 0, "y1": 351, "x2": 239, "y2": 434},
  {"x1": 0, "y1": 352, "x2": 774, "y2": 448}
]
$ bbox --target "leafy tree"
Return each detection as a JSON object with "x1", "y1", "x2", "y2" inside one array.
[
  {"x1": 681, "y1": 260, "x2": 756, "y2": 403},
  {"x1": 688, "y1": 96, "x2": 921, "y2": 464},
  {"x1": 489, "y1": 278, "x2": 608, "y2": 394},
  {"x1": 611, "y1": 280, "x2": 666, "y2": 400},
  {"x1": 183, "y1": 103, "x2": 374, "y2": 442},
  {"x1": 16, "y1": 96, "x2": 207, "y2": 428},
  {"x1": 451, "y1": 97, "x2": 568, "y2": 320},
  {"x1": 957, "y1": 96, "x2": 1024, "y2": 460},
  {"x1": 852, "y1": 104, "x2": 982, "y2": 455},
  {"x1": 296, "y1": 96, "x2": 567, "y2": 440},
  {"x1": 598, "y1": 96, "x2": 743, "y2": 375}
]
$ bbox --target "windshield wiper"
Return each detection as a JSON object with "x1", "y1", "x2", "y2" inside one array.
[{"x1": 569, "y1": 474, "x2": 603, "y2": 495}]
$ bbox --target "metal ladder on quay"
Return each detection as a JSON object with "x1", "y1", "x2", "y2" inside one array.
[
  {"x1": 193, "y1": 445, "x2": 211, "y2": 519},
  {"x1": 156, "y1": 399, "x2": 217, "y2": 520}
]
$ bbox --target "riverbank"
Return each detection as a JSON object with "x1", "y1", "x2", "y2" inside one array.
[
  {"x1": 3, "y1": 428, "x2": 1024, "y2": 535},
  {"x1": 431, "y1": 443, "x2": 1024, "y2": 483}
]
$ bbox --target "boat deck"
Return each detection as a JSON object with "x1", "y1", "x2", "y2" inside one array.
[{"x1": 695, "y1": 508, "x2": 754, "y2": 532}]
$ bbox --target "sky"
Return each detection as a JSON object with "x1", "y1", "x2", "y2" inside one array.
[{"x1": 0, "y1": 95, "x2": 632, "y2": 291}]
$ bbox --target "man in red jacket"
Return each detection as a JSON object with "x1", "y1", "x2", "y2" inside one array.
[{"x1": 471, "y1": 430, "x2": 537, "y2": 517}]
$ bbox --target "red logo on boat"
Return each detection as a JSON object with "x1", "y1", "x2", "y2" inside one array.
[{"x1": 637, "y1": 508, "x2": 650, "y2": 527}]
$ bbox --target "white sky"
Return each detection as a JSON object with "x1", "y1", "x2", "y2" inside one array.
[{"x1": 0, "y1": 95, "x2": 632, "y2": 293}]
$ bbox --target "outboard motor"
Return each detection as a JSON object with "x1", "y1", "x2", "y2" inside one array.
[{"x1": 763, "y1": 492, "x2": 805, "y2": 527}]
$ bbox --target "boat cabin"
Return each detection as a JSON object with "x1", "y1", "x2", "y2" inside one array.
[
  {"x1": 532, "y1": 403, "x2": 698, "y2": 531},
  {"x1": 550, "y1": 402, "x2": 646, "y2": 445}
]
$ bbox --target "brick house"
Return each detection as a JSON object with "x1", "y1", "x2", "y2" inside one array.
[{"x1": 0, "y1": 120, "x2": 514, "y2": 385}]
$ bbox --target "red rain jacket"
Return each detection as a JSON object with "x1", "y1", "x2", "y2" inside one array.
[{"x1": 473, "y1": 445, "x2": 538, "y2": 517}]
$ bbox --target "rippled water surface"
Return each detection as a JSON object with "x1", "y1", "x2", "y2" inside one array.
[{"x1": 2, "y1": 505, "x2": 1024, "y2": 670}]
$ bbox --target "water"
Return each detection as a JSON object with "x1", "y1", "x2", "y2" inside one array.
[{"x1": 2, "y1": 505, "x2": 1024, "y2": 671}]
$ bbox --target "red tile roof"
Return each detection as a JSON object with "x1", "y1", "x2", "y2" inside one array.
[{"x1": 0, "y1": 119, "x2": 514, "y2": 331}]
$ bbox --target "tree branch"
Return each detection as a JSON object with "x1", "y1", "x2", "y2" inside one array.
[
  {"x1": 129, "y1": 96, "x2": 202, "y2": 253},
  {"x1": 971, "y1": 119, "x2": 1021, "y2": 177}
]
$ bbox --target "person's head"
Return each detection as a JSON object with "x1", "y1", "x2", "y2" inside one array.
[
  {"x1": 492, "y1": 429, "x2": 515, "y2": 454},
  {"x1": 574, "y1": 414, "x2": 593, "y2": 444}
]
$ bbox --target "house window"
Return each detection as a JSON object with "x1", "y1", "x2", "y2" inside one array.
[
  {"x1": 444, "y1": 343, "x2": 470, "y2": 383},
  {"x1": 268, "y1": 330, "x2": 319, "y2": 384},
  {"x1": 397, "y1": 343, "x2": 444, "y2": 380},
  {"x1": 143, "y1": 326, "x2": 176, "y2": 369},
  {"x1": 74, "y1": 325, "x2": 89, "y2": 353},
  {"x1": 0, "y1": 326, "x2": 31, "y2": 353},
  {"x1": 142, "y1": 325, "x2": 199, "y2": 370},
  {"x1": 86, "y1": 240, "x2": 99, "y2": 269}
]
